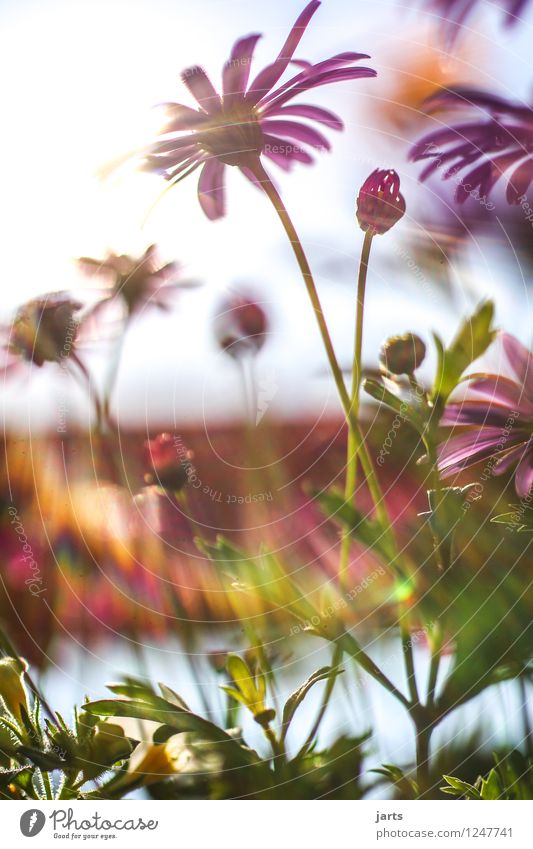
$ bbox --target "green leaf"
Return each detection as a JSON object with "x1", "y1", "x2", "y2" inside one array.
[
  {"x1": 316, "y1": 489, "x2": 395, "y2": 563},
  {"x1": 226, "y1": 655, "x2": 260, "y2": 706},
  {"x1": 441, "y1": 774, "x2": 481, "y2": 799},
  {"x1": 16, "y1": 746, "x2": 65, "y2": 772},
  {"x1": 281, "y1": 667, "x2": 343, "y2": 742},
  {"x1": 363, "y1": 378, "x2": 426, "y2": 433},
  {"x1": 431, "y1": 301, "x2": 496, "y2": 405}
]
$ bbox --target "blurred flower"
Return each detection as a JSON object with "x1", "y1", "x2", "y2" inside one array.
[
  {"x1": 78, "y1": 245, "x2": 184, "y2": 318},
  {"x1": 439, "y1": 333, "x2": 533, "y2": 497},
  {"x1": 135, "y1": 1, "x2": 375, "y2": 219},
  {"x1": 411, "y1": 88, "x2": 533, "y2": 205},
  {"x1": 418, "y1": 0, "x2": 530, "y2": 41},
  {"x1": 1, "y1": 295, "x2": 81, "y2": 374},
  {"x1": 214, "y1": 293, "x2": 268, "y2": 357},
  {"x1": 356, "y1": 169, "x2": 406, "y2": 235},
  {"x1": 380, "y1": 333, "x2": 426, "y2": 375},
  {"x1": 143, "y1": 433, "x2": 192, "y2": 491}
]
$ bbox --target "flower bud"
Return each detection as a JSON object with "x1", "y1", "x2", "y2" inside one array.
[
  {"x1": 10, "y1": 298, "x2": 81, "y2": 367},
  {"x1": 83, "y1": 722, "x2": 135, "y2": 781},
  {"x1": 356, "y1": 169, "x2": 406, "y2": 235},
  {"x1": 380, "y1": 333, "x2": 426, "y2": 375},
  {"x1": 0, "y1": 658, "x2": 30, "y2": 724},
  {"x1": 214, "y1": 294, "x2": 268, "y2": 358},
  {"x1": 143, "y1": 433, "x2": 192, "y2": 491}
]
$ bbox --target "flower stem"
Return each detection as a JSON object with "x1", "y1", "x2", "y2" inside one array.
[
  {"x1": 338, "y1": 230, "x2": 373, "y2": 590},
  {"x1": 252, "y1": 161, "x2": 400, "y2": 573}
]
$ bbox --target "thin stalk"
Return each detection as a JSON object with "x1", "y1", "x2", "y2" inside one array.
[
  {"x1": 70, "y1": 352, "x2": 103, "y2": 432},
  {"x1": 338, "y1": 231, "x2": 373, "y2": 590},
  {"x1": 335, "y1": 631, "x2": 410, "y2": 711},
  {"x1": 251, "y1": 161, "x2": 400, "y2": 572},
  {"x1": 297, "y1": 643, "x2": 344, "y2": 757},
  {"x1": 519, "y1": 676, "x2": 533, "y2": 760},
  {"x1": 401, "y1": 617, "x2": 420, "y2": 705},
  {"x1": 415, "y1": 722, "x2": 432, "y2": 798},
  {"x1": 426, "y1": 622, "x2": 443, "y2": 708}
]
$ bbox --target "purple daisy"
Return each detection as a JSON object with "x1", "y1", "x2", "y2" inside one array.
[
  {"x1": 136, "y1": 1, "x2": 375, "y2": 219},
  {"x1": 419, "y1": 0, "x2": 530, "y2": 36},
  {"x1": 410, "y1": 87, "x2": 533, "y2": 205},
  {"x1": 439, "y1": 333, "x2": 533, "y2": 497}
]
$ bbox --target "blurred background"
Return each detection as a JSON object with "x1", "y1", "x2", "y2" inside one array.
[{"x1": 1, "y1": 0, "x2": 532, "y2": 794}]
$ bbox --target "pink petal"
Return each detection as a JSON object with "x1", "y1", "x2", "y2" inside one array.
[
  {"x1": 503, "y1": 333, "x2": 533, "y2": 396},
  {"x1": 441, "y1": 401, "x2": 518, "y2": 427},
  {"x1": 181, "y1": 66, "x2": 221, "y2": 114},
  {"x1": 469, "y1": 374, "x2": 533, "y2": 416},
  {"x1": 262, "y1": 134, "x2": 314, "y2": 169},
  {"x1": 158, "y1": 103, "x2": 206, "y2": 132},
  {"x1": 223, "y1": 34, "x2": 262, "y2": 106},
  {"x1": 259, "y1": 53, "x2": 372, "y2": 111},
  {"x1": 246, "y1": 1, "x2": 321, "y2": 100},
  {"x1": 492, "y1": 442, "x2": 530, "y2": 475},
  {"x1": 438, "y1": 427, "x2": 514, "y2": 475},
  {"x1": 515, "y1": 447, "x2": 533, "y2": 497},
  {"x1": 261, "y1": 119, "x2": 330, "y2": 149},
  {"x1": 264, "y1": 103, "x2": 343, "y2": 130},
  {"x1": 198, "y1": 158, "x2": 226, "y2": 220},
  {"x1": 265, "y1": 65, "x2": 376, "y2": 111},
  {"x1": 507, "y1": 158, "x2": 533, "y2": 203}
]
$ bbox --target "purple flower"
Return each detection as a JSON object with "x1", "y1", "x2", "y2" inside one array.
[
  {"x1": 356, "y1": 169, "x2": 406, "y2": 235},
  {"x1": 213, "y1": 293, "x2": 269, "y2": 357},
  {"x1": 78, "y1": 245, "x2": 183, "y2": 317},
  {"x1": 410, "y1": 87, "x2": 533, "y2": 206},
  {"x1": 439, "y1": 333, "x2": 533, "y2": 497},
  {"x1": 419, "y1": 1, "x2": 530, "y2": 38},
  {"x1": 137, "y1": 1, "x2": 375, "y2": 219}
]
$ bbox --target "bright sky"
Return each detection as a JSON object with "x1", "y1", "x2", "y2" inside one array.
[{"x1": 1, "y1": 0, "x2": 533, "y2": 428}]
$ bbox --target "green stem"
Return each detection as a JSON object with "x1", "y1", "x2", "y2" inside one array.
[
  {"x1": 297, "y1": 643, "x2": 343, "y2": 757},
  {"x1": 336, "y1": 631, "x2": 410, "y2": 710},
  {"x1": 338, "y1": 231, "x2": 373, "y2": 590},
  {"x1": 252, "y1": 161, "x2": 400, "y2": 575},
  {"x1": 415, "y1": 721, "x2": 433, "y2": 798},
  {"x1": 426, "y1": 623, "x2": 443, "y2": 708}
]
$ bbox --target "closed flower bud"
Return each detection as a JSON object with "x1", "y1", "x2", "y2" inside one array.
[
  {"x1": 214, "y1": 294, "x2": 268, "y2": 358},
  {"x1": 143, "y1": 433, "x2": 192, "y2": 491},
  {"x1": 356, "y1": 169, "x2": 406, "y2": 235},
  {"x1": 0, "y1": 658, "x2": 30, "y2": 725},
  {"x1": 380, "y1": 333, "x2": 426, "y2": 375},
  {"x1": 9, "y1": 297, "x2": 81, "y2": 367},
  {"x1": 83, "y1": 722, "x2": 135, "y2": 781}
]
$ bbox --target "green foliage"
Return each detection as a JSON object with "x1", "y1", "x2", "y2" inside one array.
[
  {"x1": 442, "y1": 751, "x2": 533, "y2": 800},
  {"x1": 431, "y1": 301, "x2": 497, "y2": 406}
]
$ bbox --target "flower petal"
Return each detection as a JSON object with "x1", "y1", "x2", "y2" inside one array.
[
  {"x1": 158, "y1": 103, "x2": 206, "y2": 132},
  {"x1": 261, "y1": 119, "x2": 331, "y2": 149},
  {"x1": 223, "y1": 34, "x2": 262, "y2": 106},
  {"x1": 198, "y1": 158, "x2": 226, "y2": 220},
  {"x1": 441, "y1": 401, "x2": 519, "y2": 427},
  {"x1": 181, "y1": 66, "x2": 221, "y2": 114},
  {"x1": 262, "y1": 134, "x2": 314, "y2": 169},
  {"x1": 503, "y1": 333, "x2": 533, "y2": 396},
  {"x1": 438, "y1": 427, "x2": 516, "y2": 475},
  {"x1": 264, "y1": 103, "x2": 343, "y2": 129},
  {"x1": 246, "y1": 1, "x2": 320, "y2": 99},
  {"x1": 468, "y1": 374, "x2": 533, "y2": 415},
  {"x1": 515, "y1": 447, "x2": 533, "y2": 497}
]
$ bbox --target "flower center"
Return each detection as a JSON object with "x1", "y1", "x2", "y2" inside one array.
[{"x1": 199, "y1": 106, "x2": 264, "y2": 167}]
